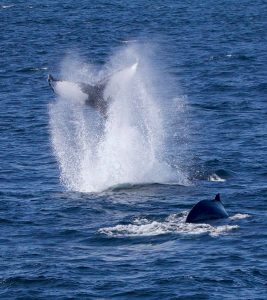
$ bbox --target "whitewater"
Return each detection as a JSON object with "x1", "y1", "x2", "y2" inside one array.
[{"x1": 49, "y1": 45, "x2": 188, "y2": 192}]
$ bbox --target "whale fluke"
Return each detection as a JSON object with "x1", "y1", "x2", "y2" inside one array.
[
  {"x1": 47, "y1": 62, "x2": 138, "y2": 117},
  {"x1": 48, "y1": 74, "x2": 108, "y2": 115},
  {"x1": 186, "y1": 193, "x2": 229, "y2": 223}
]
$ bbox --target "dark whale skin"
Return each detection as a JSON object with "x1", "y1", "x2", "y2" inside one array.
[
  {"x1": 186, "y1": 194, "x2": 228, "y2": 223},
  {"x1": 48, "y1": 74, "x2": 108, "y2": 116}
]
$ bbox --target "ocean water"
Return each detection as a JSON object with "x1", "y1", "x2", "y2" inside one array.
[{"x1": 1, "y1": 0, "x2": 266, "y2": 299}]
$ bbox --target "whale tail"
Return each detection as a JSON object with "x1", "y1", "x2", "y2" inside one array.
[
  {"x1": 47, "y1": 62, "x2": 138, "y2": 117},
  {"x1": 47, "y1": 74, "x2": 58, "y2": 93},
  {"x1": 47, "y1": 73, "x2": 108, "y2": 116}
]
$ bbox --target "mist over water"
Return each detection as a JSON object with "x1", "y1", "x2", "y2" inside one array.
[{"x1": 49, "y1": 44, "x2": 188, "y2": 192}]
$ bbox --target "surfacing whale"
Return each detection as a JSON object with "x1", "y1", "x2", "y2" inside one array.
[{"x1": 186, "y1": 193, "x2": 229, "y2": 223}]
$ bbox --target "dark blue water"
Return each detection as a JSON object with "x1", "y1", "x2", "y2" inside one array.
[{"x1": 1, "y1": 1, "x2": 267, "y2": 299}]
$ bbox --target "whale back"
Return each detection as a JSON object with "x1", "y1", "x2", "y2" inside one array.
[{"x1": 186, "y1": 199, "x2": 229, "y2": 223}]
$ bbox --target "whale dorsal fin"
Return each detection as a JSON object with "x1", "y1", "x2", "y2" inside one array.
[{"x1": 214, "y1": 193, "x2": 221, "y2": 201}]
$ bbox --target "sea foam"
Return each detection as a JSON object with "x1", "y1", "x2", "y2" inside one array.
[{"x1": 99, "y1": 213, "x2": 239, "y2": 237}]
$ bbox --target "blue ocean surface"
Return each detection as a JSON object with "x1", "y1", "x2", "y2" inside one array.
[{"x1": 1, "y1": 0, "x2": 267, "y2": 299}]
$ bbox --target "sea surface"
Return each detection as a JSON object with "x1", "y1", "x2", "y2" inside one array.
[{"x1": 1, "y1": 0, "x2": 267, "y2": 299}]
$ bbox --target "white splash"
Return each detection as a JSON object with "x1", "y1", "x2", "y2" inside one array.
[
  {"x1": 208, "y1": 173, "x2": 226, "y2": 182},
  {"x1": 229, "y1": 213, "x2": 250, "y2": 220},
  {"x1": 99, "y1": 213, "x2": 239, "y2": 237},
  {"x1": 49, "y1": 44, "x2": 188, "y2": 192}
]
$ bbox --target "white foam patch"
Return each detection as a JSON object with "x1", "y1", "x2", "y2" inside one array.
[
  {"x1": 33, "y1": 67, "x2": 48, "y2": 71},
  {"x1": 208, "y1": 174, "x2": 226, "y2": 182},
  {"x1": 229, "y1": 213, "x2": 250, "y2": 220},
  {"x1": 99, "y1": 213, "x2": 239, "y2": 238},
  {"x1": 49, "y1": 44, "x2": 189, "y2": 192},
  {"x1": 1, "y1": 5, "x2": 14, "y2": 9}
]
